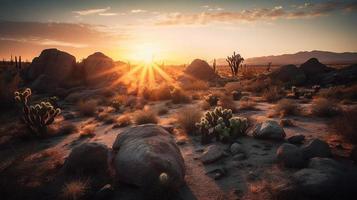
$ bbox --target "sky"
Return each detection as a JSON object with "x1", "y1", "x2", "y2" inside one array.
[{"x1": 0, "y1": 0, "x2": 357, "y2": 64}]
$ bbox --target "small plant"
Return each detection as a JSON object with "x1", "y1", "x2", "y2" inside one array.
[
  {"x1": 196, "y1": 107, "x2": 248, "y2": 144},
  {"x1": 332, "y1": 107, "x2": 357, "y2": 143},
  {"x1": 239, "y1": 98, "x2": 257, "y2": 110},
  {"x1": 274, "y1": 99, "x2": 300, "y2": 117},
  {"x1": 311, "y1": 98, "x2": 341, "y2": 117},
  {"x1": 113, "y1": 114, "x2": 131, "y2": 128},
  {"x1": 218, "y1": 95, "x2": 237, "y2": 112},
  {"x1": 62, "y1": 179, "x2": 89, "y2": 200},
  {"x1": 176, "y1": 107, "x2": 202, "y2": 134},
  {"x1": 14, "y1": 88, "x2": 61, "y2": 137},
  {"x1": 204, "y1": 93, "x2": 219, "y2": 106},
  {"x1": 111, "y1": 100, "x2": 122, "y2": 112},
  {"x1": 157, "y1": 107, "x2": 169, "y2": 115},
  {"x1": 134, "y1": 108, "x2": 158, "y2": 125},
  {"x1": 262, "y1": 86, "x2": 285, "y2": 103},
  {"x1": 78, "y1": 99, "x2": 97, "y2": 116}
]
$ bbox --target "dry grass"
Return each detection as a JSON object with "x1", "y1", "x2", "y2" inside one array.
[
  {"x1": 225, "y1": 81, "x2": 244, "y2": 94},
  {"x1": 77, "y1": 99, "x2": 97, "y2": 116},
  {"x1": 239, "y1": 98, "x2": 257, "y2": 110},
  {"x1": 171, "y1": 88, "x2": 191, "y2": 104},
  {"x1": 218, "y1": 95, "x2": 237, "y2": 112},
  {"x1": 57, "y1": 122, "x2": 78, "y2": 135},
  {"x1": 311, "y1": 98, "x2": 341, "y2": 117},
  {"x1": 113, "y1": 114, "x2": 132, "y2": 128},
  {"x1": 62, "y1": 179, "x2": 89, "y2": 200},
  {"x1": 274, "y1": 99, "x2": 300, "y2": 117},
  {"x1": 331, "y1": 107, "x2": 357, "y2": 144},
  {"x1": 318, "y1": 85, "x2": 357, "y2": 102},
  {"x1": 133, "y1": 108, "x2": 158, "y2": 125},
  {"x1": 262, "y1": 86, "x2": 285, "y2": 103},
  {"x1": 148, "y1": 85, "x2": 172, "y2": 101},
  {"x1": 79, "y1": 124, "x2": 96, "y2": 138},
  {"x1": 181, "y1": 80, "x2": 209, "y2": 91},
  {"x1": 176, "y1": 107, "x2": 202, "y2": 134}
]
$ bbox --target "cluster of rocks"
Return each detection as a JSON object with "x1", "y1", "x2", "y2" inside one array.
[
  {"x1": 269, "y1": 57, "x2": 357, "y2": 86},
  {"x1": 62, "y1": 124, "x2": 185, "y2": 199}
]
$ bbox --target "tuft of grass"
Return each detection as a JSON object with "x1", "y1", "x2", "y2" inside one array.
[
  {"x1": 62, "y1": 179, "x2": 89, "y2": 200},
  {"x1": 176, "y1": 107, "x2": 202, "y2": 134},
  {"x1": 274, "y1": 99, "x2": 300, "y2": 117},
  {"x1": 58, "y1": 123, "x2": 78, "y2": 135},
  {"x1": 113, "y1": 114, "x2": 132, "y2": 128},
  {"x1": 79, "y1": 124, "x2": 96, "y2": 138},
  {"x1": 331, "y1": 107, "x2": 357, "y2": 144},
  {"x1": 77, "y1": 100, "x2": 97, "y2": 116},
  {"x1": 318, "y1": 85, "x2": 357, "y2": 102},
  {"x1": 311, "y1": 98, "x2": 341, "y2": 117},
  {"x1": 171, "y1": 88, "x2": 191, "y2": 104},
  {"x1": 149, "y1": 85, "x2": 172, "y2": 101},
  {"x1": 133, "y1": 108, "x2": 158, "y2": 125},
  {"x1": 262, "y1": 86, "x2": 285, "y2": 103}
]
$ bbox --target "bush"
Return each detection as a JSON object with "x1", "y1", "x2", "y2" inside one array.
[
  {"x1": 171, "y1": 88, "x2": 191, "y2": 104},
  {"x1": 239, "y1": 98, "x2": 257, "y2": 110},
  {"x1": 79, "y1": 124, "x2": 96, "y2": 138},
  {"x1": 331, "y1": 107, "x2": 357, "y2": 143},
  {"x1": 274, "y1": 99, "x2": 300, "y2": 117},
  {"x1": 149, "y1": 85, "x2": 172, "y2": 101},
  {"x1": 157, "y1": 107, "x2": 169, "y2": 115},
  {"x1": 113, "y1": 114, "x2": 132, "y2": 128},
  {"x1": 176, "y1": 107, "x2": 202, "y2": 134},
  {"x1": 262, "y1": 86, "x2": 285, "y2": 103},
  {"x1": 311, "y1": 98, "x2": 341, "y2": 117},
  {"x1": 133, "y1": 108, "x2": 158, "y2": 125},
  {"x1": 318, "y1": 85, "x2": 357, "y2": 102},
  {"x1": 78, "y1": 99, "x2": 97, "y2": 116}
]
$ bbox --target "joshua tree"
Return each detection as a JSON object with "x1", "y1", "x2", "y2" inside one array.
[
  {"x1": 226, "y1": 51, "x2": 244, "y2": 77},
  {"x1": 212, "y1": 59, "x2": 217, "y2": 73}
]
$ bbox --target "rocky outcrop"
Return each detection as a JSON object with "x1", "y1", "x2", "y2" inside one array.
[
  {"x1": 269, "y1": 64, "x2": 306, "y2": 86},
  {"x1": 82, "y1": 52, "x2": 117, "y2": 86},
  {"x1": 111, "y1": 124, "x2": 185, "y2": 195},
  {"x1": 253, "y1": 120, "x2": 286, "y2": 140},
  {"x1": 320, "y1": 64, "x2": 357, "y2": 86},
  {"x1": 300, "y1": 58, "x2": 334, "y2": 83},
  {"x1": 184, "y1": 59, "x2": 219, "y2": 81}
]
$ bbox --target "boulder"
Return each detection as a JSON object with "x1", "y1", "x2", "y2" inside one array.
[
  {"x1": 184, "y1": 59, "x2": 219, "y2": 81},
  {"x1": 287, "y1": 134, "x2": 305, "y2": 144},
  {"x1": 25, "y1": 48, "x2": 76, "y2": 83},
  {"x1": 350, "y1": 147, "x2": 357, "y2": 163},
  {"x1": 63, "y1": 142, "x2": 109, "y2": 175},
  {"x1": 230, "y1": 143, "x2": 244, "y2": 155},
  {"x1": 82, "y1": 52, "x2": 117, "y2": 86},
  {"x1": 276, "y1": 143, "x2": 306, "y2": 168},
  {"x1": 200, "y1": 144, "x2": 224, "y2": 164},
  {"x1": 111, "y1": 124, "x2": 185, "y2": 193},
  {"x1": 253, "y1": 120, "x2": 286, "y2": 140},
  {"x1": 302, "y1": 139, "x2": 332, "y2": 159},
  {"x1": 269, "y1": 64, "x2": 306, "y2": 86},
  {"x1": 300, "y1": 58, "x2": 334, "y2": 82}
]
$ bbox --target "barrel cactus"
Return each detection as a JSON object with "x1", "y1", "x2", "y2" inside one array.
[{"x1": 14, "y1": 88, "x2": 61, "y2": 137}]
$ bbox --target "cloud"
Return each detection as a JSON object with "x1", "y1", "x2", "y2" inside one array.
[
  {"x1": 99, "y1": 12, "x2": 118, "y2": 16},
  {"x1": 73, "y1": 7, "x2": 111, "y2": 16},
  {"x1": 0, "y1": 21, "x2": 126, "y2": 48},
  {"x1": 131, "y1": 9, "x2": 147, "y2": 13},
  {"x1": 156, "y1": 1, "x2": 357, "y2": 26}
]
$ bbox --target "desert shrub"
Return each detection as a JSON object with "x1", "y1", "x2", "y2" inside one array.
[
  {"x1": 274, "y1": 99, "x2": 300, "y2": 117},
  {"x1": 319, "y1": 85, "x2": 357, "y2": 102},
  {"x1": 157, "y1": 107, "x2": 169, "y2": 115},
  {"x1": 218, "y1": 95, "x2": 237, "y2": 112},
  {"x1": 149, "y1": 85, "x2": 172, "y2": 101},
  {"x1": 239, "y1": 98, "x2": 257, "y2": 110},
  {"x1": 171, "y1": 88, "x2": 191, "y2": 104},
  {"x1": 262, "y1": 86, "x2": 285, "y2": 103},
  {"x1": 14, "y1": 88, "x2": 61, "y2": 137},
  {"x1": 181, "y1": 80, "x2": 209, "y2": 91},
  {"x1": 78, "y1": 99, "x2": 97, "y2": 116},
  {"x1": 62, "y1": 179, "x2": 89, "y2": 200},
  {"x1": 133, "y1": 108, "x2": 158, "y2": 125},
  {"x1": 331, "y1": 107, "x2": 357, "y2": 143},
  {"x1": 176, "y1": 107, "x2": 202, "y2": 134},
  {"x1": 110, "y1": 100, "x2": 122, "y2": 112},
  {"x1": 113, "y1": 114, "x2": 132, "y2": 128},
  {"x1": 311, "y1": 98, "x2": 341, "y2": 117},
  {"x1": 240, "y1": 68, "x2": 257, "y2": 80},
  {"x1": 204, "y1": 93, "x2": 220, "y2": 106}
]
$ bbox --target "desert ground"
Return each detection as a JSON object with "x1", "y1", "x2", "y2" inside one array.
[{"x1": 0, "y1": 49, "x2": 357, "y2": 200}]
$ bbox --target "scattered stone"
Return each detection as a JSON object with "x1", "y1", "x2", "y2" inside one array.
[
  {"x1": 276, "y1": 143, "x2": 306, "y2": 168},
  {"x1": 302, "y1": 139, "x2": 332, "y2": 159},
  {"x1": 200, "y1": 144, "x2": 224, "y2": 164},
  {"x1": 253, "y1": 120, "x2": 286, "y2": 140},
  {"x1": 279, "y1": 119, "x2": 294, "y2": 127},
  {"x1": 287, "y1": 135, "x2": 305, "y2": 144},
  {"x1": 230, "y1": 143, "x2": 244, "y2": 155},
  {"x1": 111, "y1": 124, "x2": 185, "y2": 193}
]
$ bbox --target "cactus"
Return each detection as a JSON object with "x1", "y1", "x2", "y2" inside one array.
[
  {"x1": 204, "y1": 94, "x2": 219, "y2": 106},
  {"x1": 196, "y1": 107, "x2": 247, "y2": 144},
  {"x1": 14, "y1": 88, "x2": 61, "y2": 137}
]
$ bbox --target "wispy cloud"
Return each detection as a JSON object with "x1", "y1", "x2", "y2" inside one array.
[
  {"x1": 73, "y1": 7, "x2": 112, "y2": 16},
  {"x1": 131, "y1": 9, "x2": 147, "y2": 13},
  {"x1": 99, "y1": 12, "x2": 118, "y2": 16},
  {"x1": 156, "y1": 1, "x2": 357, "y2": 26}
]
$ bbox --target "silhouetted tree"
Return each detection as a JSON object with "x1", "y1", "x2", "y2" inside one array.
[
  {"x1": 267, "y1": 62, "x2": 272, "y2": 72},
  {"x1": 212, "y1": 58, "x2": 216, "y2": 73},
  {"x1": 226, "y1": 51, "x2": 244, "y2": 77}
]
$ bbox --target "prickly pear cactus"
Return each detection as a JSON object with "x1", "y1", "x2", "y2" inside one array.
[{"x1": 14, "y1": 88, "x2": 61, "y2": 137}]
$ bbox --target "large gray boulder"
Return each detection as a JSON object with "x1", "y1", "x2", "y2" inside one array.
[
  {"x1": 253, "y1": 120, "x2": 286, "y2": 140},
  {"x1": 111, "y1": 124, "x2": 185, "y2": 194},
  {"x1": 25, "y1": 48, "x2": 76, "y2": 83},
  {"x1": 276, "y1": 143, "x2": 306, "y2": 168},
  {"x1": 270, "y1": 64, "x2": 306, "y2": 86},
  {"x1": 184, "y1": 59, "x2": 219, "y2": 81},
  {"x1": 302, "y1": 139, "x2": 332, "y2": 159},
  {"x1": 82, "y1": 52, "x2": 117, "y2": 86}
]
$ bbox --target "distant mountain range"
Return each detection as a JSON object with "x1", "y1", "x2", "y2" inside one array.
[{"x1": 216, "y1": 50, "x2": 357, "y2": 65}]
